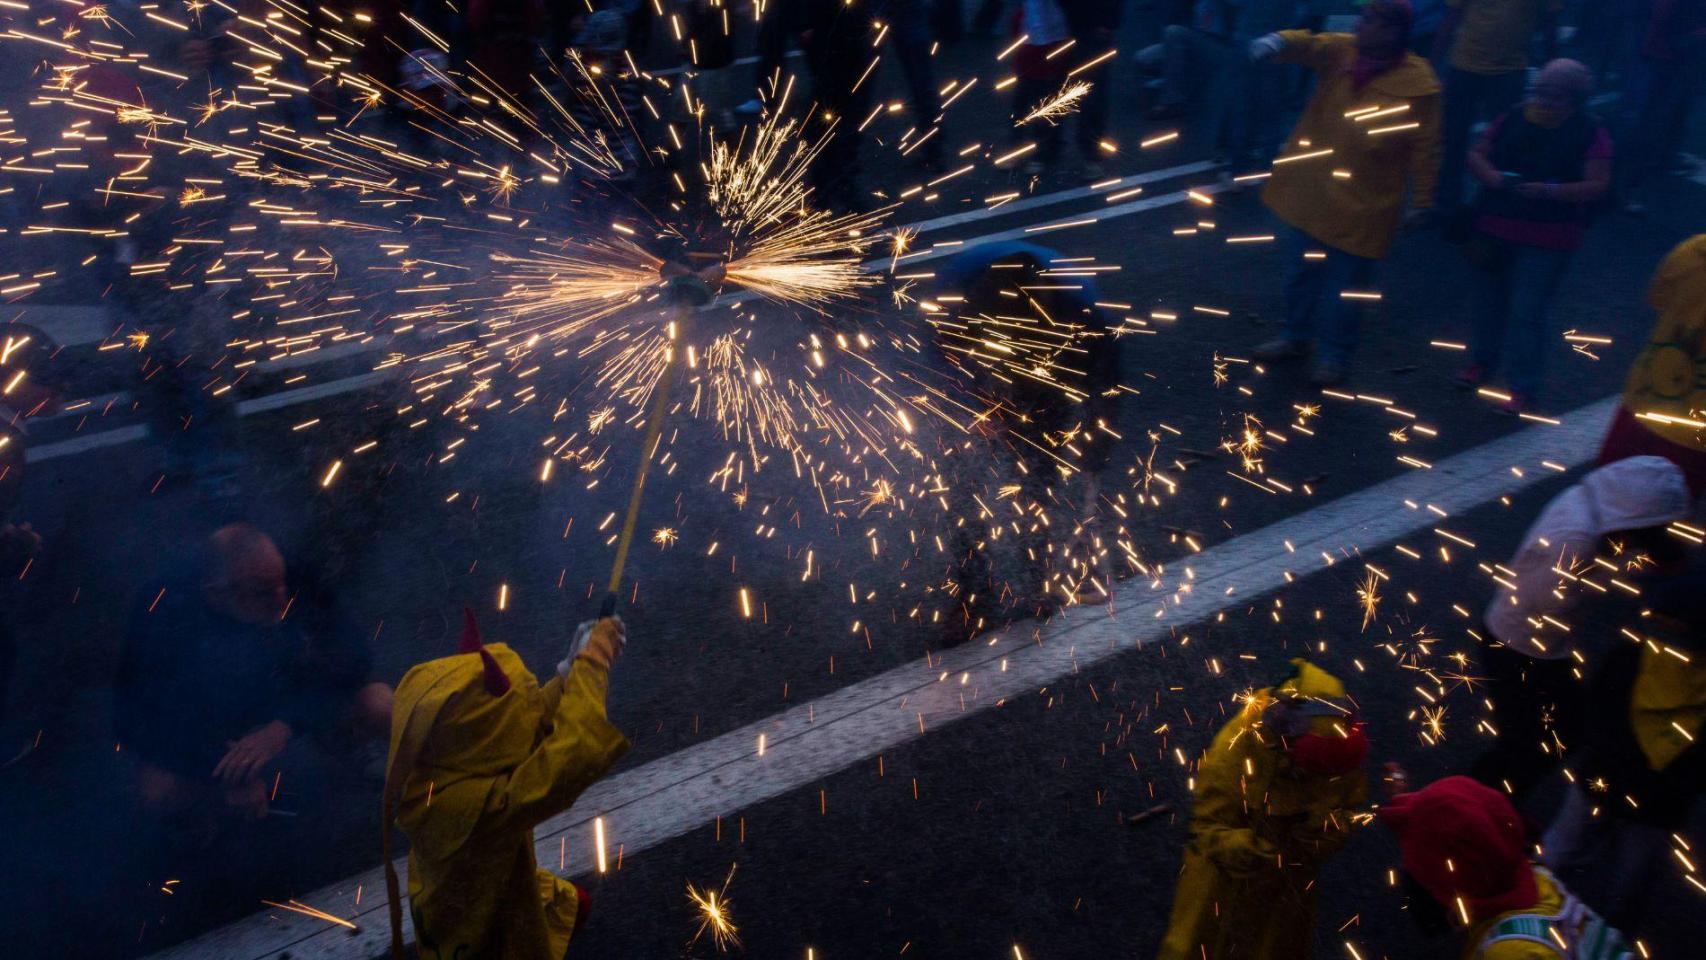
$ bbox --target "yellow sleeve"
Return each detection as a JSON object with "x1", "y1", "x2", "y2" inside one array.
[
  {"x1": 1188, "y1": 717, "x2": 1278, "y2": 877},
  {"x1": 1273, "y1": 31, "x2": 1344, "y2": 72},
  {"x1": 480, "y1": 661, "x2": 630, "y2": 832}
]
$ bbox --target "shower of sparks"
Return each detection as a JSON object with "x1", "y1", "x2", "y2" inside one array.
[
  {"x1": 686, "y1": 863, "x2": 740, "y2": 952},
  {"x1": 1017, "y1": 81, "x2": 1093, "y2": 126},
  {"x1": 1358, "y1": 569, "x2": 1382, "y2": 632}
]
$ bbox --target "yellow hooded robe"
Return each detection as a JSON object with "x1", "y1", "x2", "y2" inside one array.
[
  {"x1": 1157, "y1": 660, "x2": 1369, "y2": 960},
  {"x1": 383, "y1": 627, "x2": 628, "y2": 960}
]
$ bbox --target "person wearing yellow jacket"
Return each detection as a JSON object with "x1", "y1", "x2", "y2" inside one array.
[
  {"x1": 1599, "y1": 233, "x2": 1706, "y2": 497},
  {"x1": 1248, "y1": 0, "x2": 1442, "y2": 387},
  {"x1": 382, "y1": 609, "x2": 629, "y2": 960},
  {"x1": 1156, "y1": 659, "x2": 1370, "y2": 960}
]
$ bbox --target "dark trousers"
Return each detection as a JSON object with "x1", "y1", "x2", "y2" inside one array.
[
  {"x1": 1470, "y1": 638, "x2": 1583, "y2": 800},
  {"x1": 1438, "y1": 67, "x2": 1528, "y2": 211}
]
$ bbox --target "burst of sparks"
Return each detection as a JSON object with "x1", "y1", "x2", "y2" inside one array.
[{"x1": 686, "y1": 863, "x2": 740, "y2": 952}]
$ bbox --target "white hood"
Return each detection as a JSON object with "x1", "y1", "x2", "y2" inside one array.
[{"x1": 1575, "y1": 455, "x2": 1692, "y2": 535}]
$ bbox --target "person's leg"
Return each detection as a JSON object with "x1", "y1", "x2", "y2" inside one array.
[
  {"x1": 887, "y1": 0, "x2": 945, "y2": 163},
  {"x1": 746, "y1": 5, "x2": 792, "y2": 104},
  {"x1": 1470, "y1": 641, "x2": 1553, "y2": 797},
  {"x1": 1314, "y1": 243, "x2": 1376, "y2": 370},
  {"x1": 1539, "y1": 785, "x2": 1602, "y2": 883},
  {"x1": 1468, "y1": 257, "x2": 1514, "y2": 378},
  {"x1": 1157, "y1": 24, "x2": 1197, "y2": 109},
  {"x1": 1500, "y1": 246, "x2": 1572, "y2": 400},
  {"x1": 1279, "y1": 227, "x2": 1324, "y2": 346},
  {"x1": 1438, "y1": 67, "x2": 1482, "y2": 212}
]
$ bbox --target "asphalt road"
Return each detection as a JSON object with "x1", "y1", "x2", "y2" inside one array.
[{"x1": 3, "y1": 14, "x2": 1706, "y2": 960}]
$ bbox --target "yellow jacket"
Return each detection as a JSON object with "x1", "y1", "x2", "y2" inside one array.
[
  {"x1": 1262, "y1": 32, "x2": 1442, "y2": 260},
  {"x1": 1464, "y1": 867, "x2": 1565, "y2": 960},
  {"x1": 385, "y1": 642, "x2": 628, "y2": 960},
  {"x1": 1620, "y1": 234, "x2": 1706, "y2": 449},
  {"x1": 1157, "y1": 662, "x2": 1368, "y2": 960}
]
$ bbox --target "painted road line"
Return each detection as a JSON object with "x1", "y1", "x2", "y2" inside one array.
[
  {"x1": 144, "y1": 394, "x2": 1620, "y2": 960},
  {"x1": 36, "y1": 182, "x2": 1218, "y2": 465},
  {"x1": 5, "y1": 304, "x2": 120, "y2": 348}
]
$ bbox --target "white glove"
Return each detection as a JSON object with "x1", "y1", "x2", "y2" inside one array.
[
  {"x1": 558, "y1": 615, "x2": 625, "y2": 677},
  {"x1": 1249, "y1": 33, "x2": 1285, "y2": 61}
]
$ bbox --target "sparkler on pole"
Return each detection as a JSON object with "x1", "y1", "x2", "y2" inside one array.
[{"x1": 598, "y1": 262, "x2": 725, "y2": 618}]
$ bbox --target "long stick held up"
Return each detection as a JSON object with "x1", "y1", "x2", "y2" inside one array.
[{"x1": 598, "y1": 268, "x2": 721, "y2": 617}]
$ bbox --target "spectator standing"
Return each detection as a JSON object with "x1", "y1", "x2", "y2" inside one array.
[
  {"x1": 1619, "y1": 0, "x2": 1706, "y2": 212},
  {"x1": 1146, "y1": 0, "x2": 1295, "y2": 178},
  {"x1": 1434, "y1": 0, "x2": 1563, "y2": 213},
  {"x1": 1381, "y1": 775, "x2": 1635, "y2": 960},
  {"x1": 1472, "y1": 455, "x2": 1690, "y2": 801},
  {"x1": 1456, "y1": 59, "x2": 1610, "y2": 414},
  {"x1": 115, "y1": 524, "x2": 394, "y2": 821},
  {"x1": 1541, "y1": 572, "x2": 1706, "y2": 937},
  {"x1": 1008, "y1": 0, "x2": 1122, "y2": 179},
  {"x1": 799, "y1": 0, "x2": 872, "y2": 209},
  {"x1": 383, "y1": 611, "x2": 628, "y2": 960},
  {"x1": 1600, "y1": 234, "x2": 1706, "y2": 494},
  {"x1": 1251, "y1": 1, "x2": 1442, "y2": 386},
  {"x1": 1156, "y1": 660, "x2": 1369, "y2": 960}
]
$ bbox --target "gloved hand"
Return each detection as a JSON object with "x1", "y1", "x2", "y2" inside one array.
[
  {"x1": 559, "y1": 616, "x2": 626, "y2": 676},
  {"x1": 1249, "y1": 33, "x2": 1285, "y2": 61}
]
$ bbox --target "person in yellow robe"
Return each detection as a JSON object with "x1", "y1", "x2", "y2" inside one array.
[
  {"x1": 382, "y1": 609, "x2": 629, "y2": 960},
  {"x1": 1156, "y1": 659, "x2": 1370, "y2": 960},
  {"x1": 1247, "y1": 0, "x2": 1442, "y2": 387},
  {"x1": 1600, "y1": 233, "x2": 1706, "y2": 497}
]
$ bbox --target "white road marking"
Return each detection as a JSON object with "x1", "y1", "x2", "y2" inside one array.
[
  {"x1": 32, "y1": 175, "x2": 1218, "y2": 465},
  {"x1": 143, "y1": 394, "x2": 1620, "y2": 960}
]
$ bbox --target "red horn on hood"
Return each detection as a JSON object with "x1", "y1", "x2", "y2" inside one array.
[{"x1": 458, "y1": 607, "x2": 511, "y2": 697}]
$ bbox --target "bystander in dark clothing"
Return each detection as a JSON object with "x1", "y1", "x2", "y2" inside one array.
[
  {"x1": 1456, "y1": 59, "x2": 1610, "y2": 414},
  {"x1": 1619, "y1": 0, "x2": 1706, "y2": 211},
  {"x1": 115, "y1": 525, "x2": 391, "y2": 819},
  {"x1": 1435, "y1": 0, "x2": 1562, "y2": 212},
  {"x1": 799, "y1": 0, "x2": 872, "y2": 209},
  {"x1": 932, "y1": 241, "x2": 1124, "y2": 635},
  {"x1": 1541, "y1": 573, "x2": 1706, "y2": 936}
]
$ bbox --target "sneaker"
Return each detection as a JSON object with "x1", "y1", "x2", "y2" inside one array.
[
  {"x1": 1309, "y1": 363, "x2": 1347, "y2": 388},
  {"x1": 733, "y1": 98, "x2": 763, "y2": 117},
  {"x1": 1452, "y1": 363, "x2": 1486, "y2": 389},
  {"x1": 1253, "y1": 338, "x2": 1310, "y2": 362}
]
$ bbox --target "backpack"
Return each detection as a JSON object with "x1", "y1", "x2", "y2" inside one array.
[{"x1": 1476, "y1": 870, "x2": 1633, "y2": 960}]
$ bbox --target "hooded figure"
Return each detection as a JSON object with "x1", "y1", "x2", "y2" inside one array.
[
  {"x1": 1156, "y1": 659, "x2": 1370, "y2": 960},
  {"x1": 1384, "y1": 776, "x2": 1633, "y2": 960},
  {"x1": 383, "y1": 611, "x2": 628, "y2": 960},
  {"x1": 1472, "y1": 455, "x2": 1691, "y2": 798},
  {"x1": 1601, "y1": 234, "x2": 1706, "y2": 496}
]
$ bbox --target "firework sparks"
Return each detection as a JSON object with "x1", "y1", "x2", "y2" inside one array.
[{"x1": 686, "y1": 863, "x2": 740, "y2": 952}]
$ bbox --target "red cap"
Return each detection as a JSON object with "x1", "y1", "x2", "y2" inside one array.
[
  {"x1": 458, "y1": 607, "x2": 511, "y2": 697},
  {"x1": 1382, "y1": 776, "x2": 1538, "y2": 921}
]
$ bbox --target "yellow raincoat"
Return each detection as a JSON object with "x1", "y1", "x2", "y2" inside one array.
[
  {"x1": 1619, "y1": 234, "x2": 1706, "y2": 449},
  {"x1": 1156, "y1": 661, "x2": 1369, "y2": 960},
  {"x1": 1262, "y1": 31, "x2": 1442, "y2": 260},
  {"x1": 383, "y1": 636, "x2": 628, "y2": 960}
]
